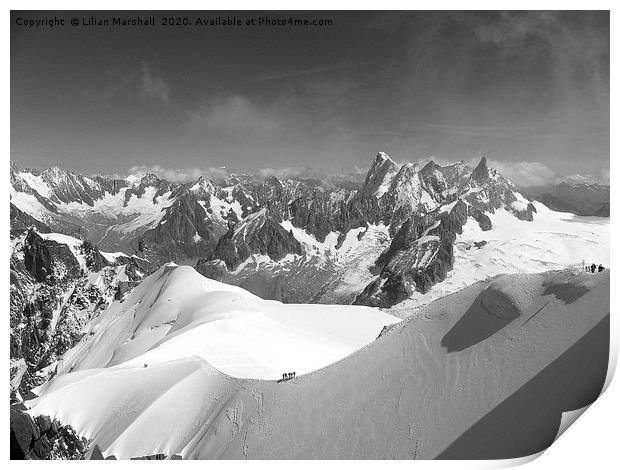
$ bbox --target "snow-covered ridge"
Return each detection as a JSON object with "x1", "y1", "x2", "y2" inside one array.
[
  {"x1": 25, "y1": 268, "x2": 610, "y2": 459},
  {"x1": 42, "y1": 264, "x2": 400, "y2": 381}
]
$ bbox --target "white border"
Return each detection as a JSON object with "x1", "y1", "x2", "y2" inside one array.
[{"x1": 3, "y1": 2, "x2": 617, "y2": 468}]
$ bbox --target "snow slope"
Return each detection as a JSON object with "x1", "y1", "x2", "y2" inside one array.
[
  {"x1": 36, "y1": 264, "x2": 399, "y2": 381},
  {"x1": 26, "y1": 268, "x2": 609, "y2": 459}
]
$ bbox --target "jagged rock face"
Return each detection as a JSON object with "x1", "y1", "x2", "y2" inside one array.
[
  {"x1": 38, "y1": 168, "x2": 107, "y2": 207},
  {"x1": 471, "y1": 156, "x2": 490, "y2": 184},
  {"x1": 11, "y1": 405, "x2": 88, "y2": 460},
  {"x1": 123, "y1": 174, "x2": 172, "y2": 207},
  {"x1": 289, "y1": 190, "x2": 353, "y2": 243},
  {"x1": 92, "y1": 175, "x2": 129, "y2": 196},
  {"x1": 356, "y1": 152, "x2": 399, "y2": 199},
  {"x1": 23, "y1": 231, "x2": 54, "y2": 282},
  {"x1": 354, "y1": 201, "x2": 469, "y2": 307},
  {"x1": 140, "y1": 193, "x2": 227, "y2": 263},
  {"x1": 80, "y1": 240, "x2": 108, "y2": 271},
  {"x1": 211, "y1": 209, "x2": 303, "y2": 270}
]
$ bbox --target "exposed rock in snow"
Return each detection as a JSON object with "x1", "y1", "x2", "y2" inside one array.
[{"x1": 11, "y1": 153, "x2": 609, "y2": 308}]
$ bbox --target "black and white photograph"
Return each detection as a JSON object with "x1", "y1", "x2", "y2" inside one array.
[{"x1": 8, "y1": 7, "x2": 613, "y2": 462}]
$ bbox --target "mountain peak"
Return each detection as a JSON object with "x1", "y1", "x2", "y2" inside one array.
[
  {"x1": 420, "y1": 160, "x2": 439, "y2": 175},
  {"x1": 471, "y1": 156, "x2": 489, "y2": 183},
  {"x1": 356, "y1": 152, "x2": 400, "y2": 198},
  {"x1": 375, "y1": 152, "x2": 396, "y2": 165}
]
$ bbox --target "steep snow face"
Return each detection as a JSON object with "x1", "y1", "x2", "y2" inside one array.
[
  {"x1": 26, "y1": 269, "x2": 609, "y2": 459},
  {"x1": 389, "y1": 202, "x2": 610, "y2": 314},
  {"x1": 45, "y1": 264, "x2": 399, "y2": 381}
]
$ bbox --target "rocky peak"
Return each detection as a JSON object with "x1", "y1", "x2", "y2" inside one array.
[
  {"x1": 375, "y1": 151, "x2": 396, "y2": 165},
  {"x1": 210, "y1": 209, "x2": 302, "y2": 270},
  {"x1": 139, "y1": 173, "x2": 161, "y2": 187},
  {"x1": 471, "y1": 157, "x2": 490, "y2": 184},
  {"x1": 370, "y1": 152, "x2": 398, "y2": 173},
  {"x1": 419, "y1": 160, "x2": 439, "y2": 176},
  {"x1": 256, "y1": 176, "x2": 285, "y2": 206},
  {"x1": 357, "y1": 152, "x2": 399, "y2": 198},
  {"x1": 190, "y1": 176, "x2": 218, "y2": 197}
]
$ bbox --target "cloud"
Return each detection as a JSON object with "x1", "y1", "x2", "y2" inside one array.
[
  {"x1": 124, "y1": 163, "x2": 365, "y2": 184},
  {"x1": 562, "y1": 169, "x2": 610, "y2": 185},
  {"x1": 486, "y1": 160, "x2": 558, "y2": 187},
  {"x1": 471, "y1": 11, "x2": 560, "y2": 47},
  {"x1": 187, "y1": 95, "x2": 281, "y2": 137},
  {"x1": 104, "y1": 60, "x2": 170, "y2": 105},
  {"x1": 255, "y1": 62, "x2": 362, "y2": 81},
  {"x1": 139, "y1": 60, "x2": 170, "y2": 105},
  {"x1": 125, "y1": 165, "x2": 229, "y2": 183}
]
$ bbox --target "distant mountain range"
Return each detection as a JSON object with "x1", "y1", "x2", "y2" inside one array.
[
  {"x1": 11, "y1": 154, "x2": 610, "y2": 308},
  {"x1": 521, "y1": 182, "x2": 609, "y2": 217},
  {"x1": 11, "y1": 154, "x2": 541, "y2": 304}
]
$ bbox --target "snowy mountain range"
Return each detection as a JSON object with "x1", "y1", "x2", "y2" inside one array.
[
  {"x1": 9, "y1": 152, "x2": 610, "y2": 459},
  {"x1": 9, "y1": 155, "x2": 532, "y2": 296},
  {"x1": 11, "y1": 152, "x2": 610, "y2": 310}
]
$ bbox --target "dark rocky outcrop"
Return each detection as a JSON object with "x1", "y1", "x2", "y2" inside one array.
[
  {"x1": 512, "y1": 202, "x2": 537, "y2": 221},
  {"x1": 468, "y1": 207, "x2": 492, "y2": 231},
  {"x1": 10, "y1": 406, "x2": 88, "y2": 460},
  {"x1": 138, "y1": 192, "x2": 227, "y2": 263},
  {"x1": 23, "y1": 230, "x2": 53, "y2": 282},
  {"x1": 80, "y1": 240, "x2": 108, "y2": 271},
  {"x1": 471, "y1": 156, "x2": 490, "y2": 184}
]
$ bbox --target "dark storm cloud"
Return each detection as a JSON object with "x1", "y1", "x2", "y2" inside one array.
[{"x1": 11, "y1": 11, "x2": 609, "y2": 181}]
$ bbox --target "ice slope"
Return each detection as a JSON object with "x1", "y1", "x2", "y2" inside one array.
[
  {"x1": 389, "y1": 202, "x2": 609, "y2": 315},
  {"x1": 26, "y1": 268, "x2": 609, "y2": 459},
  {"x1": 39, "y1": 264, "x2": 399, "y2": 381}
]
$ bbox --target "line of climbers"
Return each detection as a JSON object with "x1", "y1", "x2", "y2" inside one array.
[
  {"x1": 282, "y1": 372, "x2": 296, "y2": 380},
  {"x1": 584, "y1": 263, "x2": 605, "y2": 273}
]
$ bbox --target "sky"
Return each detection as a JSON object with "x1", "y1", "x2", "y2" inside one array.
[{"x1": 11, "y1": 11, "x2": 610, "y2": 186}]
